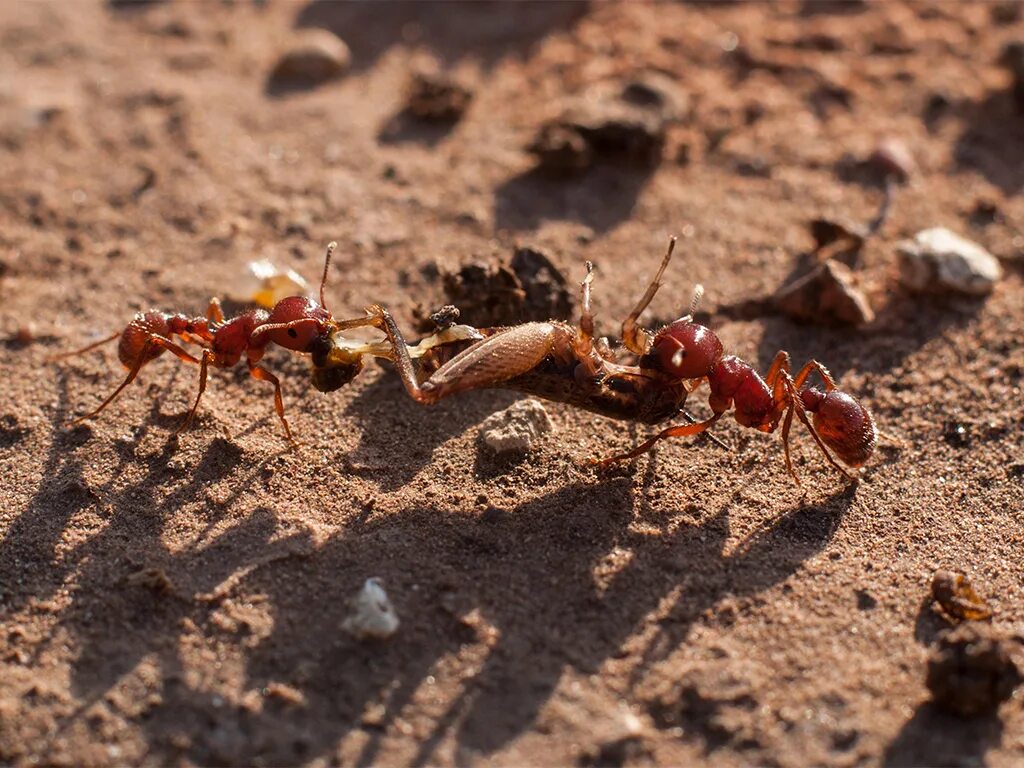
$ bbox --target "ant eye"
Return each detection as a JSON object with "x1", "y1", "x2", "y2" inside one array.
[{"x1": 287, "y1": 328, "x2": 298, "y2": 339}]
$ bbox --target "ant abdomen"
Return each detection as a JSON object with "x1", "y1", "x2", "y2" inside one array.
[
  {"x1": 118, "y1": 312, "x2": 172, "y2": 368},
  {"x1": 801, "y1": 388, "x2": 877, "y2": 467}
]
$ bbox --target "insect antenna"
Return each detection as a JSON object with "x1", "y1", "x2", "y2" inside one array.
[
  {"x1": 320, "y1": 241, "x2": 337, "y2": 311},
  {"x1": 688, "y1": 284, "x2": 704, "y2": 318}
]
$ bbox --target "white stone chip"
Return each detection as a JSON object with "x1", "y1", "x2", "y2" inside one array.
[
  {"x1": 479, "y1": 398, "x2": 553, "y2": 454},
  {"x1": 897, "y1": 227, "x2": 1003, "y2": 295},
  {"x1": 343, "y1": 578, "x2": 399, "y2": 640}
]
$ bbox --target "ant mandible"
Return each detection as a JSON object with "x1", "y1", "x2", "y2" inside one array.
[
  {"x1": 55, "y1": 243, "x2": 367, "y2": 445},
  {"x1": 327, "y1": 237, "x2": 876, "y2": 481}
]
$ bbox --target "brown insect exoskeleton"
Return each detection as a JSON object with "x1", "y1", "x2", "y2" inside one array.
[
  {"x1": 55, "y1": 243, "x2": 374, "y2": 445},
  {"x1": 323, "y1": 238, "x2": 877, "y2": 481}
]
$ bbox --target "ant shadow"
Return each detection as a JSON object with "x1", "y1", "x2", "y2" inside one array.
[
  {"x1": 493, "y1": 164, "x2": 655, "y2": 234},
  {"x1": 54, "y1": 471, "x2": 856, "y2": 765},
  {"x1": 339, "y1": 367, "x2": 518, "y2": 490},
  {"x1": 882, "y1": 703, "x2": 1004, "y2": 767},
  {"x1": 292, "y1": 0, "x2": 588, "y2": 75},
  {"x1": 953, "y1": 89, "x2": 1024, "y2": 196},
  {"x1": 751, "y1": 293, "x2": 987, "y2": 386}
]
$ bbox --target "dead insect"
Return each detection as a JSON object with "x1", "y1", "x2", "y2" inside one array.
[
  {"x1": 931, "y1": 570, "x2": 994, "y2": 622},
  {"x1": 323, "y1": 237, "x2": 877, "y2": 481}
]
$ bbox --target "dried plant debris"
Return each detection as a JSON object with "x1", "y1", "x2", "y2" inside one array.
[
  {"x1": 406, "y1": 70, "x2": 473, "y2": 122},
  {"x1": 931, "y1": 570, "x2": 994, "y2": 622},
  {"x1": 529, "y1": 74, "x2": 685, "y2": 175},
  {"x1": 774, "y1": 260, "x2": 874, "y2": 326},
  {"x1": 809, "y1": 217, "x2": 867, "y2": 255},
  {"x1": 432, "y1": 245, "x2": 573, "y2": 328},
  {"x1": 926, "y1": 623, "x2": 1022, "y2": 716},
  {"x1": 897, "y1": 228, "x2": 1003, "y2": 295}
]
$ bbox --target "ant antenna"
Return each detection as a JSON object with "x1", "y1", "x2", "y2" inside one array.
[
  {"x1": 320, "y1": 241, "x2": 337, "y2": 310},
  {"x1": 688, "y1": 284, "x2": 704, "y2": 317}
]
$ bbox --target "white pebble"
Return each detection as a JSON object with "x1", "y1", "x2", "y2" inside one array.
[
  {"x1": 479, "y1": 398, "x2": 553, "y2": 454},
  {"x1": 897, "y1": 227, "x2": 1003, "y2": 295},
  {"x1": 342, "y1": 578, "x2": 399, "y2": 640}
]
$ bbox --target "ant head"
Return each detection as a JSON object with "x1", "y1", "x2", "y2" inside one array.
[
  {"x1": 265, "y1": 297, "x2": 332, "y2": 352},
  {"x1": 801, "y1": 388, "x2": 877, "y2": 467},
  {"x1": 651, "y1": 294, "x2": 723, "y2": 379}
]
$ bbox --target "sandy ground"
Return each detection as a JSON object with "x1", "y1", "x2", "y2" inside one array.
[{"x1": 1, "y1": 1, "x2": 1023, "y2": 766}]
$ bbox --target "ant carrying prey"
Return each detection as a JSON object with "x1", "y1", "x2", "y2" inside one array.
[
  {"x1": 318, "y1": 238, "x2": 877, "y2": 481},
  {"x1": 55, "y1": 242, "x2": 483, "y2": 444}
]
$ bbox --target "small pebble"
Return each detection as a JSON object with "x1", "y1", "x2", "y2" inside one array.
[
  {"x1": 342, "y1": 578, "x2": 399, "y2": 640},
  {"x1": 869, "y1": 137, "x2": 916, "y2": 182},
  {"x1": 406, "y1": 70, "x2": 473, "y2": 122},
  {"x1": 270, "y1": 29, "x2": 351, "y2": 87},
  {"x1": 774, "y1": 260, "x2": 874, "y2": 326},
  {"x1": 897, "y1": 228, "x2": 1003, "y2": 295},
  {"x1": 480, "y1": 399, "x2": 553, "y2": 454},
  {"x1": 528, "y1": 122, "x2": 593, "y2": 175}
]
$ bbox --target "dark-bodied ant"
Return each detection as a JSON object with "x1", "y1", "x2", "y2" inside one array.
[
  {"x1": 318, "y1": 238, "x2": 877, "y2": 481},
  {"x1": 55, "y1": 243, "x2": 376, "y2": 444}
]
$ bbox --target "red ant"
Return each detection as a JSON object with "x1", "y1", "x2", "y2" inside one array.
[
  {"x1": 320, "y1": 238, "x2": 877, "y2": 481},
  {"x1": 56, "y1": 243, "x2": 370, "y2": 444}
]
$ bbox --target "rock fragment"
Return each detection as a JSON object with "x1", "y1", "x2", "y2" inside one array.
[
  {"x1": 869, "y1": 137, "x2": 916, "y2": 183},
  {"x1": 342, "y1": 578, "x2": 399, "y2": 640},
  {"x1": 529, "y1": 75, "x2": 683, "y2": 175},
  {"x1": 774, "y1": 260, "x2": 874, "y2": 326},
  {"x1": 926, "y1": 623, "x2": 1021, "y2": 716},
  {"x1": 510, "y1": 246, "x2": 574, "y2": 322},
  {"x1": 480, "y1": 399, "x2": 553, "y2": 455},
  {"x1": 406, "y1": 70, "x2": 473, "y2": 122},
  {"x1": 897, "y1": 228, "x2": 1003, "y2": 295},
  {"x1": 431, "y1": 246, "x2": 573, "y2": 328},
  {"x1": 270, "y1": 29, "x2": 351, "y2": 88}
]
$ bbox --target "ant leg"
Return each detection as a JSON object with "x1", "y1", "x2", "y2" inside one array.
[
  {"x1": 791, "y1": 360, "x2": 837, "y2": 391},
  {"x1": 49, "y1": 331, "x2": 120, "y2": 361},
  {"x1": 780, "y1": 376, "x2": 852, "y2": 479},
  {"x1": 622, "y1": 237, "x2": 676, "y2": 355},
  {"x1": 763, "y1": 350, "x2": 792, "y2": 387},
  {"x1": 780, "y1": 401, "x2": 800, "y2": 484},
  {"x1": 175, "y1": 350, "x2": 214, "y2": 435},
  {"x1": 70, "y1": 336, "x2": 202, "y2": 425},
  {"x1": 593, "y1": 413, "x2": 722, "y2": 468},
  {"x1": 246, "y1": 359, "x2": 296, "y2": 446},
  {"x1": 579, "y1": 262, "x2": 596, "y2": 341},
  {"x1": 367, "y1": 304, "x2": 560, "y2": 404},
  {"x1": 575, "y1": 262, "x2": 603, "y2": 377}
]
